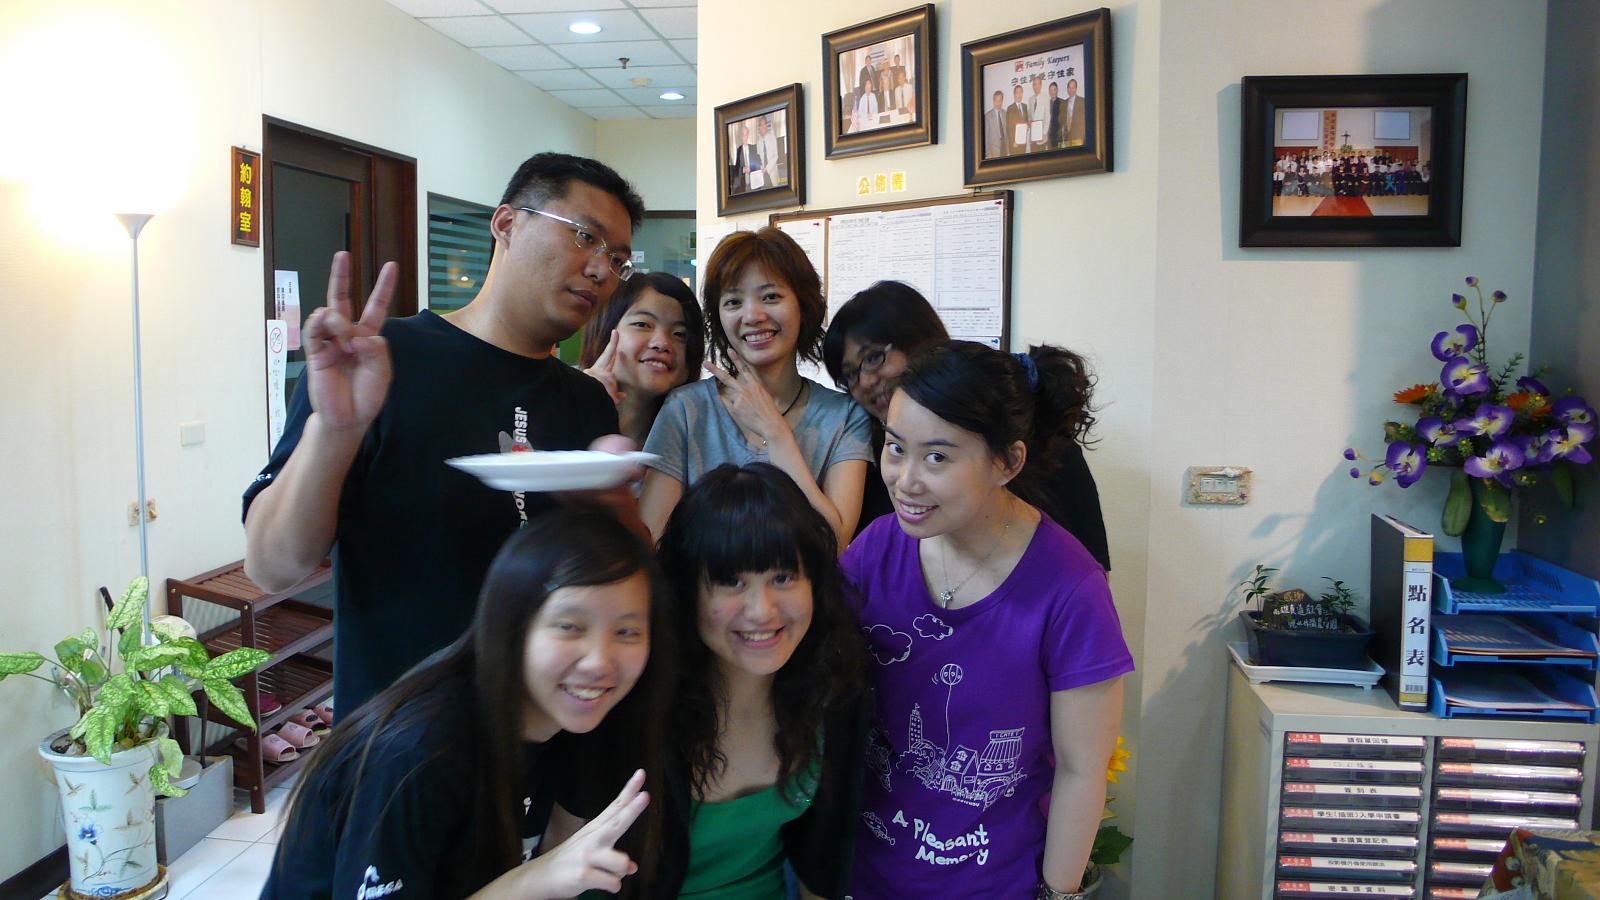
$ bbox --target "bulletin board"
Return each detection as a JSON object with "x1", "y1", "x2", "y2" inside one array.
[{"x1": 768, "y1": 190, "x2": 1013, "y2": 350}]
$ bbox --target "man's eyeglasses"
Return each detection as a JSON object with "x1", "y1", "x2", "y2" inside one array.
[
  {"x1": 518, "y1": 208, "x2": 634, "y2": 281},
  {"x1": 840, "y1": 343, "x2": 893, "y2": 391}
]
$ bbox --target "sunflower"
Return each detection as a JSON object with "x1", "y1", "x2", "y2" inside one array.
[
  {"x1": 1393, "y1": 383, "x2": 1435, "y2": 404},
  {"x1": 1106, "y1": 735, "x2": 1131, "y2": 784}
]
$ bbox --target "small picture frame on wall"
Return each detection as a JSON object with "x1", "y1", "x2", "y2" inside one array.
[
  {"x1": 715, "y1": 84, "x2": 806, "y2": 217},
  {"x1": 1239, "y1": 73, "x2": 1468, "y2": 247},
  {"x1": 960, "y1": 8, "x2": 1112, "y2": 188},
  {"x1": 822, "y1": 4, "x2": 936, "y2": 159}
]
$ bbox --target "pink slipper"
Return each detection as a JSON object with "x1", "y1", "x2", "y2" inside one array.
[
  {"x1": 258, "y1": 733, "x2": 299, "y2": 764},
  {"x1": 312, "y1": 701, "x2": 335, "y2": 727},
  {"x1": 258, "y1": 692, "x2": 280, "y2": 715},
  {"x1": 287, "y1": 709, "x2": 327, "y2": 735},
  {"x1": 277, "y1": 721, "x2": 320, "y2": 749}
]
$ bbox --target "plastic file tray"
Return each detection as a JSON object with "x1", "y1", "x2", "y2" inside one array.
[
  {"x1": 1280, "y1": 806, "x2": 1421, "y2": 834},
  {"x1": 1276, "y1": 882, "x2": 1414, "y2": 899},
  {"x1": 1432, "y1": 612, "x2": 1600, "y2": 670},
  {"x1": 1433, "y1": 551, "x2": 1600, "y2": 614},
  {"x1": 1434, "y1": 737, "x2": 1586, "y2": 766},
  {"x1": 1285, "y1": 732, "x2": 1425, "y2": 760},
  {"x1": 1429, "y1": 668, "x2": 1600, "y2": 723}
]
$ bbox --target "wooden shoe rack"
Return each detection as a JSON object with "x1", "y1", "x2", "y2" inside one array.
[{"x1": 167, "y1": 560, "x2": 333, "y2": 813}]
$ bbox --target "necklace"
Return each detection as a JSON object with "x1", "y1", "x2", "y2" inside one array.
[
  {"x1": 936, "y1": 516, "x2": 1011, "y2": 607},
  {"x1": 779, "y1": 380, "x2": 807, "y2": 417}
]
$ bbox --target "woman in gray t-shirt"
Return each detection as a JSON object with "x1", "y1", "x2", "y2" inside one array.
[{"x1": 640, "y1": 228, "x2": 871, "y2": 547}]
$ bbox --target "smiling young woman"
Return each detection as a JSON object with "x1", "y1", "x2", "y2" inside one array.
[
  {"x1": 638, "y1": 227, "x2": 871, "y2": 549},
  {"x1": 578, "y1": 272, "x2": 706, "y2": 446}
]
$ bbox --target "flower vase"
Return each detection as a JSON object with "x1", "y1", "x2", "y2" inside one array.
[
  {"x1": 39, "y1": 729, "x2": 166, "y2": 898},
  {"x1": 1456, "y1": 477, "x2": 1507, "y2": 594}
]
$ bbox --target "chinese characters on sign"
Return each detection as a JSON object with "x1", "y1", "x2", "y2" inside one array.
[{"x1": 232, "y1": 146, "x2": 261, "y2": 247}]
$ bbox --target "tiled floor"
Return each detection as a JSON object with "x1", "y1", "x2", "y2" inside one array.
[{"x1": 42, "y1": 781, "x2": 290, "y2": 900}]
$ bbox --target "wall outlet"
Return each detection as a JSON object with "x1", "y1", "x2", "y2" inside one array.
[{"x1": 127, "y1": 499, "x2": 158, "y2": 525}]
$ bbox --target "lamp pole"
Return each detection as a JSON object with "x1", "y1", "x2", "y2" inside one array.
[{"x1": 114, "y1": 212, "x2": 153, "y2": 639}]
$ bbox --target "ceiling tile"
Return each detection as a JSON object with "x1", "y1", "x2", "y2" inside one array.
[
  {"x1": 586, "y1": 106, "x2": 651, "y2": 120},
  {"x1": 584, "y1": 64, "x2": 695, "y2": 89},
  {"x1": 547, "y1": 87, "x2": 629, "y2": 107},
  {"x1": 385, "y1": 0, "x2": 491, "y2": 16},
  {"x1": 625, "y1": 0, "x2": 697, "y2": 7},
  {"x1": 516, "y1": 68, "x2": 605, "y2": 90},
  {"x1": 483, "y1": 0, "x2": 622, "y2": 11},
  {"x1": 507, "y1": 9, "x2": 654, "y2": 43},
  {"x1": 553, "y1": 39, "x2": 679, "y2": 67},
  {"x1": 637, "y1": 6, "x2": 694, "y2": 39},
  {"x1": 612, "y1": 86, "x2": 696, "y2": 105},
  {"x1": 669, "y1": 39, "x2": 695, "y2": 61},
  {"x1": 475, "y1": 44, "x2": 569, "y2": 69},
  {"x1": 647, "y1": 105, "x2": 697, "y2": 118},
  {"x1": 422, "y1": 15, "x2": 529, "y2": 47}
]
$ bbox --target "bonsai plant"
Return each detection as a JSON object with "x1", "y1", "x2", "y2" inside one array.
[
  {"x1": 0, "y1": 577, "x2": 268, "y2": 898},
  {"x1": 1237, "y1": 566, "x2": 1373, "y2": 670},
  {"x1": 1345, "y1": 278, "x2": 1596, "y2": 592}
]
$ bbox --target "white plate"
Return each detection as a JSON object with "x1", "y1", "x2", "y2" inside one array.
[
  {"x1": 446, "y1": 450, "x2": 657, "y2": 492},
  {"x1": 1227, "y1": 641, "x2": 1383, "y2": 689}
]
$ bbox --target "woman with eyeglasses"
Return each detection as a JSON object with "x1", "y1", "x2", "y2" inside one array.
[
  {"x1": 578, "y1": 272, "x2": 706, "y2": 447},
  {"x1": 821, "y1": 281, "x2": 1111, "y2": 568},
  {"x1": 639, "y1": 227, "x2": 872, "y2": 548}
]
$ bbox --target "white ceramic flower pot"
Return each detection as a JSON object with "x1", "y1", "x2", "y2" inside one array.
[{"x1": 39, "y1": 729, "x2": 164, "y2": 898}]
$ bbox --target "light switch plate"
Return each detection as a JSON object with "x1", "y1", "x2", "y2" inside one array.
[
  {"x1": 1186, "y1": 466, "x2": 1251, "y2": 505},
  {"x1": 179, "y1": 421, "x2": 205, "y2": 447}
]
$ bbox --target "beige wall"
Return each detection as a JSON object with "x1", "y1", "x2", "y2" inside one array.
[
  {"x1": 699, "y1": 1, "x2": 1549, "y2": 897},
  {"x1": 1519, "y1": 0, "x2": 1599, "y2": 577},
  {"x1": 596, "y1": 118, "x2": 698, "y2": 211},
  {"x1": 0, "y1": 0, "x2": 596, "y2": 880}
]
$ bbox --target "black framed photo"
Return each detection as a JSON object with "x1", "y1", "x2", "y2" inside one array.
[
  {"x1": 960, "y1": 8, "x2": 1112, "y2": 188},
  {"x1": 715, "y1": 84, "x2": 806, "y2": 217},
  {"x1": 1239, "y1": 74, "x2": 1467, "y2": 247},
  {"x1": 822, "y1": 5, "x2": 935, "y2": 159}
]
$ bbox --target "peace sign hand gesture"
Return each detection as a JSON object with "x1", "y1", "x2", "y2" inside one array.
[
  {"x1": 582, "y1": 329, "x2": 626, "y2": 408},
  {"x1": 522, "y1": 770, "x2": 649, "y2": 897},
  {"x1": 302, "y1": 252, "x2": 397, "y2": 433},
  {"x1": 704, "y1": 356, "x2": 792, "y2": 446}
]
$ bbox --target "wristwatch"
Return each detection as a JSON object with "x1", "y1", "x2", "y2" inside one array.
[{"x1": 1036, "y1": 883, "x2": 1088, "y2": 900}]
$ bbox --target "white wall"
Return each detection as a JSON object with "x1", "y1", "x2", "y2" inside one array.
[
  {"x1": 1520, "y1": 0, "x2": 1600, "y2": 578},
  {"x1": 0, "y1": 0, "x2": 595, "y2": 880},
  {"x1": 698, "y1": 1, "x2": 1549, "y2": 897},
  {"x1": 596, "y1": 118, "x2": 698, "y2": 211}
]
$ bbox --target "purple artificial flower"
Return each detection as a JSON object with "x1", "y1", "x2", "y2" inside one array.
[
  {"x1": 1463, "y1": 440, "x2": 1526, "y2": 483},
  {"x1": 1417, "y1": 416, "x2": 1463, "y2": 447},
  {"x1": 1385, "y1": 442, "x2": 1428, "y2": 488},
  {"x1": 1516, "y1": 376, "x2": 1549, "y2": 396},
  {"x1": 1458, "y1": 404, "x2": 1515, "y2": 438},
  {"x1": 1349, "y1": 467, "x2": 1361, "y2": 479},
  {"x1": 1430, "y1": 324, "x2": 1480, "y2": 361},
  {"x1": 1343, "y1": 447, "x2": 1358, "y2": 461},
  {"x1": 1465, "y1": 276, "x2": 1479, "y2": 287},
  {"x1": 1492, "y1": 290, "x2": 1507, "y2": 303},
  {"x1": 1515, "y1": 432, "x2": 1555, "y2": 466},
  {"x1": 1442, "y1": 357, "x2": 1491, "y2": 397},
  {"x1": 1451, "y1": 293, "x2": 1467, "y2": 310},
  {"x1": 1551, "y1": 396, "x2": 1597, "y2": 430},
  {"x1": 1367, "y1": 468, "x2": 1386, "y2": 485},
  {"x1": 1549, "y1": 427, "x2": 1595, "y2": 465}
]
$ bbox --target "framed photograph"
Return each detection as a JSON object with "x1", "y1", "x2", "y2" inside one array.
[
  {"x1": 1239, "y1": 74, "x2": 1467, "y2": 247},
  {"x1": 960, "y1": 8, "x2": 1112, "y2": 188},
  {"x1": 715, "y1": 83, "x2": 806, "y2": 217},
  {"x1": 822, "y1": 5, "x2": 935, "y2": 159}
]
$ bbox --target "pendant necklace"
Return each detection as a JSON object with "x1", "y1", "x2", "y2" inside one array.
[
  {"x1": 780, "y1": 380, "x2": 807, "y2": 417},
  {"x1": 936, "y1": 515, "x2": 1011, "y2": 607}
]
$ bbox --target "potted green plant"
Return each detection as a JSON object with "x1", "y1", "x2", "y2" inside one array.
[
  {"x1": 1346, "y1": 278, "x2": 1596, "y2": 592},
  {"x1": 1237, "y1": 566, "x2": 1373, "y2": 670},
  {"x1": 0, "y1": 577, "x2": 268, "y2": 898}
]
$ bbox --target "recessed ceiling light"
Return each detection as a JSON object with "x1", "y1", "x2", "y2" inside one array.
[
  {"x1": 569, "y1": 21, "x2": 602, "y2": 35},
  {"x1": 659, "y1": 90, "x2": 685, "y2": 101}
]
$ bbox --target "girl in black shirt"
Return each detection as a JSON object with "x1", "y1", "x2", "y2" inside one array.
[{"x1": 264, "y1": 510, "x2": 673, "y2": 900}]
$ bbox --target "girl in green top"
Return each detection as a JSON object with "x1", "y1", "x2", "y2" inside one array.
[{"x1": 550, "y1": 463, "x2": 869, "y2": 898}]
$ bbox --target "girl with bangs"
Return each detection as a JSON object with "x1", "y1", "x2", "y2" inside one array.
[
  {"x1": 579, "y1": 271, "x2": 707, "y2": 447},
  {"x1": 638, "y1": 227, "x2": 872, "y2": 548},
  {"x1": 549, "y1": 463, "x2": 869, "y2": 899}
]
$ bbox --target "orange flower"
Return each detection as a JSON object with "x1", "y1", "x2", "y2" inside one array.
[
  {"x1": 1393, "y1": 384, "x2": 1435, "y2": 404},
  {"x1": 1505, "y1": 391, "x2": 1532, "y2": 411}
]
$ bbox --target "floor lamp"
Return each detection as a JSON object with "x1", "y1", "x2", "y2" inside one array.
[{"x1": 114, "y1": 212, "x2": 153, "y2": 641}]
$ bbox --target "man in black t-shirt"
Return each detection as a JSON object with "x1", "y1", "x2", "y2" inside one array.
[{"x1": 243, "y1": 154, "x2": 647, "y2": 711}]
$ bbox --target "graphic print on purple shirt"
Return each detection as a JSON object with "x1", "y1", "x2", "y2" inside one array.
[{"x1": 842, "y1": 513, "x2": 1134, "y2": 898}]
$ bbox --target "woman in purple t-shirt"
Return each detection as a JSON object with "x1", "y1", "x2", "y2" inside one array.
[{"x1": 842, "y1": 341, "x2": 1134, "y2": 899}]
